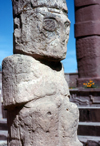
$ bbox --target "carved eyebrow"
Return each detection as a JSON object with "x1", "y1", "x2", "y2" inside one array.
[
  {"x1": 48, "y1": 8, "x2": 68, "y2": 15},
  {"x1": 48, "y1": 8, "x2": 61, "y2": 14},
  {"x1": 48, "y1": 7, "x2": 68, "y2": 15}
]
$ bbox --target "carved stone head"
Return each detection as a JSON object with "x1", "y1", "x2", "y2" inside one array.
[{"x1": 12, "y1": 0, "x2": 70, "y2": 61}]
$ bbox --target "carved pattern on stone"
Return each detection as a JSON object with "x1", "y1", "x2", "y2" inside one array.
[
  {"x1": 12, "y1": 0, "x2": 70, "y2": 61},
  {"x1": 70, "y1": 93, "x2": 100, "y2": 106},
  {"x1": 76, "y1": 36, "x2": 100, "y2": 78},
  {"x1": 75, "y1": 0, "x2": 100, "y2": 87},
  {"x1": 70, "y1": 94, "x2": 90, "y2": 106},
  {"x1": 90, "y1": 95, "x2": 100, "y2": 104}
]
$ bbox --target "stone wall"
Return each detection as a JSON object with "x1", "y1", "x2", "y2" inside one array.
[{"x1": 65, "y1": 73, "x2": 78, "y2": 88}]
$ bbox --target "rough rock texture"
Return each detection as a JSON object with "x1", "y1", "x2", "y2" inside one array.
[
  {"x1": 75, "y1": 0, "x2": 100, "y2": 87},
  {"x1": 77, "y1": 36, "x2": 100, "y2": 78},
  {"x1": 3, "y1": 56, "x2": 81, "y2": 146},
  {"x1": 7, "y1": 100, "x2": 81, "y2": 146},
  {"x1": 2, "y1": 0, "x2": 82, "y2": 145},
  {"x1": 12, "y1": 0, "x2": 70, "y2": 61},
  {"x1": 75, "y1": 0, "x2": 100, "y2": 7},
  {"x1": 2, "y1": 55, "x2": 82, "y2": 146},
  {"x1": 2, "y1": 55, "x2": 69, "y2": 107}
]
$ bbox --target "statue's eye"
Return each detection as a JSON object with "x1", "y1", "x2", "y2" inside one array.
[{"x1": 43, "y1": 18, "x2": 57, "y2": 32}]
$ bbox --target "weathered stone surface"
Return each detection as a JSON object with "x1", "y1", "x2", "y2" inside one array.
[
  {"x1": 2, "y1": 0, "x2": 82, "y2": 145},
  {"x1": 77, "y1": 77, "x2": 100, "y2": 87},
  {"x1": 2, "y1": 54, "x2": 82, "y2": 146},
  {"x1": 75, "y1": 21, "x2": 100, "y2": 38},
  {"x1": 75, "y1": 4, "x2": 100, "y2": 38},
  {"x1": 76, "y1": 36, "x2": 100, "y2": 78},
  {"x1": 65, "y1": 73, "x2": 78, "y2": 88},
  {"x1": 75, "y1": 0, "x2": 100, "y2": 7},
  {"x1": 87, "y1": 140, "x2": 100, "y2": 146},
  {"x1": 75, "y1": 5, "x2": 100, "y2": 23},
  {"x1": 59, "y1": 98, "x2": 82, "y2": 146},
  {"x1": 70, "y1": 88, "x2": 100, "y2": 106},
  {"x1": 7, "y1": 99, "x2": 59, "y2": 146},
  {"x1": 78, "y1": 123, "x2": 100, "y2": 136},
  {"x1": 2, "y1": 54, "x2": 69, "y2": 107},
  {"x1": 77, "y1": 40, "x2": 100, "y2": 86},
  {"x1": 12, "y1": 0, "x2": 68, "y2": 16},
  {"x1": 12, "y1": 0, "x2": 70, "y2": 61},
  {"x1": 78, "y1": 136, "x2": 100, "y2": 146},
  {"x1": 75, "y1": 0, "x2": 100, "y2": 87},
  {"x1": 7, "y1": 89, "x2": 81, "y2": 146},
  {"x1": 79, "y1": 108, "x2": 100, "y2": 122}
]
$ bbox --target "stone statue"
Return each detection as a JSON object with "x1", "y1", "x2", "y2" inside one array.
[
  {"x1": 2, "y1": 0, "x2": 82, "y2": 145},
  {"x1": 12, "y1": 0, "x2": 70, "y2": 61}
]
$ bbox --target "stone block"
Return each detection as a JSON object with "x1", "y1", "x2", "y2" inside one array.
[
  {"x1": 2, "y1": 54, "x2": 82, "y2": 146},
  {"x1": 65, "y1": 73, "x2": 78, "y2": 88},
  {"x1": 78, "y1": 122, "x2": 100, "y2": 136},
  {"x1": 0, "y1": 131, "x2": 7, "y2": 141},
  {"x1": 77, "y1": 77, "x2": 100, "y2": 87},
  {"x1": 78, "y1": 136, "x2": 100, "y2": 146},
  {"x1": 75, "y1": 21, "x2": 100, "y2": 38},
  {"x1": 76, "y1": 36, "x2": 100, "y2": 78},
  {"x1": 75, "y1": 0, "x2": 100, "y2": 88},
  {"x1": 70, "y1": 88, "x2": 100, "y2": 106},
  {"x1": 76, "y1": 36, "x2": 100, "y2": 60},
  {"x1": 0, "y1": 120, "x2": 7, "y2": 131},
  {"x1": 0, "y1": 130, "x2": 7, "y2": 140},
  {"x1": 79, "y1": 108, "x2": 100, "y2": 122},
  {"x1": 75, "y1": 0, "x2": 100, "y2": 7},
  {"x1": 2, "y1": 54, "x2": 69, "y2": 108},
  {"x1": 7, "y1": 100, "x2": 59, "y2": 146},
  {"x1": 7, "y1": 97, "x2": 82, "y2": 146},
  {"x1": 87, "y1": 140, "x2": 100, "y2": 146},
  {"x1": 69, "y1": 73, "x2": 78, "y2": 88},
  {"x1": 1, "y1": 0, "x2": 83, "y2": 145},
  {"x1": 12, "y1": 0, "x2": 70, "y2": 61},
  {"x1": 75, "y1": 5, "x2": 100, "y2": 23}
]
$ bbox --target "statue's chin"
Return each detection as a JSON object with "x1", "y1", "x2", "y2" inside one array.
[{"x1": 14, "y1": 42, "x2": 67, "y2": 61}]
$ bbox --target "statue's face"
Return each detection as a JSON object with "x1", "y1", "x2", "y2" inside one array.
[{"x1": 14, "y1": 7, "x2": 70, "y2": 61}]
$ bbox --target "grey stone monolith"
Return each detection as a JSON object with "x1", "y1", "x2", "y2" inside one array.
[{"x1": 2, "y1": 0, "x2": 82, "y2": 145}]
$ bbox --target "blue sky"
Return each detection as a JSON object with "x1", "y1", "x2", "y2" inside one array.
[{"x1": 0, "y1": 0, "x2": 77, "y2": 73}]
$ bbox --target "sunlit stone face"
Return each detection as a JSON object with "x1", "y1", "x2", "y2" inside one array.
[{"x1": 13, "y1": 2, "x2": 70, "y2": 61}]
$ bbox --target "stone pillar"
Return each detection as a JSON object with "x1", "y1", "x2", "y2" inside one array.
[
  {"x1": 0, "y1": 90, "x2": 2, "y2": 119},
  {"x1": 75, "y1": 0, "x2": 100, "y2": 87},
  {"x1": 2, "y1": 0, "x2": 82, "y2": 145}
]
